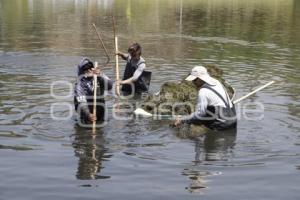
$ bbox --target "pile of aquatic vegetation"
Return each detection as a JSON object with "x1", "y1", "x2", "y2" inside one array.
[{"x1": 141, "y1": 64, "x2": 234, "y2": 116}]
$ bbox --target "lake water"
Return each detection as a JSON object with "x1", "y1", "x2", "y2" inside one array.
[{"x1": 0, "y1": 0, "x2": 300, "y2": 199}]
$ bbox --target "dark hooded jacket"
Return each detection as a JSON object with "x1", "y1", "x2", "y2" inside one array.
[{"x1": 74, "y1": 58, "x2": 113, "y2": 123}]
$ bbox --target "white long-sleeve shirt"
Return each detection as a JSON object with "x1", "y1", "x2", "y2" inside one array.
[{"x1": 182, "y1": 80, "x2": 233, "y2": 122}]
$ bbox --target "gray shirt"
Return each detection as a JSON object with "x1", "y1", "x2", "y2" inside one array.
[{"x1": 126, "y1": 55, "x2": 146, "y2": 81}]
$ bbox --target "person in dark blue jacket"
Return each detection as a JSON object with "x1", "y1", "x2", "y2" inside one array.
[{"x1": 74, "y1": 58, "x2": 113, "y2": 124}]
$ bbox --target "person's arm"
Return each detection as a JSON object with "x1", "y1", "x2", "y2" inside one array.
[
  {"x1": 98, "y1": 73, "x2": 113, "y2": 91},
  {"x1": 121, "y1": 62, "x2": 145, "y2": 85},
  {"x1": 117, "y1": 51, "x2": 129, "y2": 61},
  {"x1": 179, "y1": 90, "x2": 208, "y2": 124},
  {"x1": 75, "y1": 82, "x2": 91, "y2": 117}
]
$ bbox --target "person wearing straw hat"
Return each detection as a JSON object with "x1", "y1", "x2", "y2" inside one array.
[
  {"x1": 74, "y1": 58, "x2": 113, "y2": 124},
  {"x1": 116, "y1": 42, "x2": 151, "y2": 95},
  {"x1": 173, "y1": 66, "x2": 237, "y2": 130}
]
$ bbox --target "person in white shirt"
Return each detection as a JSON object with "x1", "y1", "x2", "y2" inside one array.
[{"x1": 174, "y1": 66, "x2": 237, "y2": 130}]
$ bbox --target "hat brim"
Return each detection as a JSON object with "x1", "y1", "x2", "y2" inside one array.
[{"x1": 185, "y1": 75, "x2": 198, "y2": 81}]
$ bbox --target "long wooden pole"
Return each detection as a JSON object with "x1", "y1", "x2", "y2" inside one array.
[
  {"x1": 92, "y1": 62, "x2": 98, "y2": 132},
  {"x1": 112, "y1": 15, "x2": 120, "y2": 96},
  {"x1": 92, "y1": 23, "x2": 110, "y2": 67},
  {"x1": 233, "y1": 81, "x2": 274, "y2": 104},
  {"x1": 115, "y1": 37, "x2": 120, "y2": 96}
]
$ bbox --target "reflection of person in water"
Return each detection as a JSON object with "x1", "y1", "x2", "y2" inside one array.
[
  {"x1": 72, "y1": 127, "x2": 111, "y2": 180},
  {"x1": 183, "y1": 129, "x2": 237, "y2": 193},
  {"x1": 197, "y1": 129, "x2": 237, "y2": 161}
]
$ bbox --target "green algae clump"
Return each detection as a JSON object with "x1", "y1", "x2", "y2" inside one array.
[{"x1": 141, "y1": 64, "x2": 234, "y2": 116}]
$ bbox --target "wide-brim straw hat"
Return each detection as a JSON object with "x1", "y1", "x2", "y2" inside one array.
[{"x1": 185, "y1": 66, "x2": 218, "y2": 85}]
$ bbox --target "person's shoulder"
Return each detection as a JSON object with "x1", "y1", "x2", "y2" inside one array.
[
  {"x1": 215, "y1": 79, "x2": 222, "y2": 87},
  {"x1": 137, "y1": 57, "x2": 146, "y2": 69},
  {"x1": 212, "y1": 80, "x2": 226, "y2": 92},
  {"x1": 139, "y1": 57, "x2": 145, "y2": 63},
  {"x1": 200, "y1": 83, "x2": 211, "y2": 90},
  {"x1": 199, "y1": 85, "x2": 210, "y2": 95},
  {"x1": 200, "y1": 83, "x2": 221, "y2": 96}
]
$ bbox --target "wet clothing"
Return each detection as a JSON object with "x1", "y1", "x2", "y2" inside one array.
[
  {"x1": 74, "y1": 74, "x2": 113, "y2": 123},
  {"x1": 182, "y1": 80, "x2": 237, "y2": 130},
  {"x1": 74, "y1": 59, "x2": 113, "y2": 124},
  {"x1": 121, "y1": 56, "x2": 151, "y2": 94}
]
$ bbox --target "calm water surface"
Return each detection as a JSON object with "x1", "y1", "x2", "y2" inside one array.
[{"x1": 0, "y1": 0, "x2": 300, "y2": 199}]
